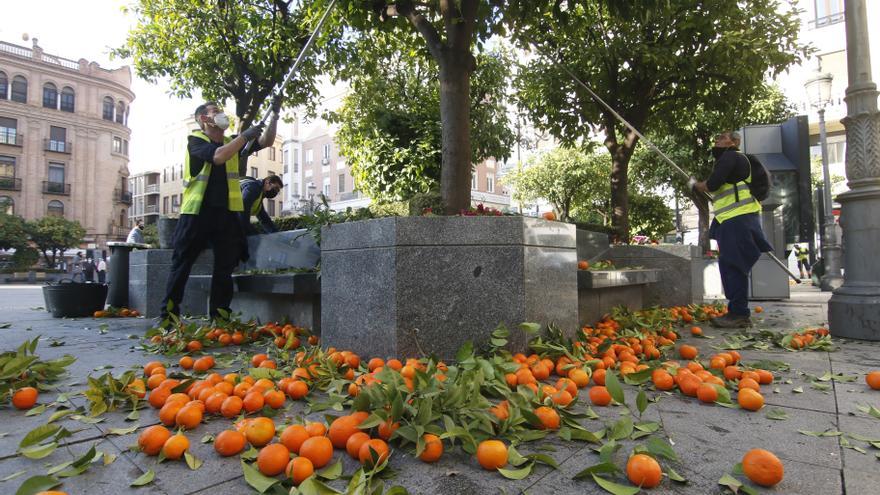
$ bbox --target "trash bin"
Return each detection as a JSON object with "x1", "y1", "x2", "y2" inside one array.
[{"x1": 42, "y1": 280, "x2": 108, "y2": 318}]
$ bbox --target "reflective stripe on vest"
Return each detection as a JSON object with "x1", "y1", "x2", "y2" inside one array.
[
  {"x1": 180, "y1": 131, "x2": 244, "y2": 214},
  {"x1": 712, "y1": 159, "x2": 761, "y2": 223},
  {"x1": 251, "y1": 191, "x2": 264, "y2": 216}
]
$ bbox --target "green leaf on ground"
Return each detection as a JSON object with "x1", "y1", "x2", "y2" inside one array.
[
  {"x1": 592, "y1": 474, "x2": 640, "y2": 495},
  {"x1": 241, "y1": 461, "x2": 278, "y2": 493},
  {"x1": 799, "y1": 429, "x2": 842, "y2": 437},
  {"x1": 1, "y1": 470, "x2": 27, "y2": 482},
  {"x1": 856, "y1": 404, "x2": 880, "y2": 420},
  {"x1": 610, "y1": 416, "x2": 634, "y2": 441},
  {"x1": 184, "y1": 452, "x2": 202, "y2": 470},
  {"x1": 526, "y1": 453, "x2": 559, "y2": 469},
  {"x1": 792, "y1": 386, "x2": 804, "y2": 393},
  {"x1": 572, "y1": 461, "x2": 618, "y2": 480},
  {"x1": 108, "y1": 425, "x2": 139, "y2": 435},
  {"x1": 765, "y1": 409, "x2": 789, "y2": 420},
  {"x1": 646, "y1": 437, "x2": 678, "y2": 461},
  {"x1": 14, "y1": 475, "x2": 61, "y2": 495},
  {"x1": 605, "y1": 372, "x2": 625, "y2": 405},
  {"x1": 498, "y1": 462, "x2": 533, "y2": 480},
  {"x1": 636, "y1": 390, "x2": 648, "y2": 415},
  {"x1": 317, "y1": 458, "x2": 342, "y2": 480},
  {"x1": 667, "y1": 467, "x2": 687, "y2": 483},
  {"x1": 130, "y1": 469, "x2": 155, "y2": 487}
]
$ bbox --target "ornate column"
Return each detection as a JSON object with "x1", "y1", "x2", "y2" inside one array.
[{"x1": 828, "y1": 0, "x2": 880, "y2": 339}]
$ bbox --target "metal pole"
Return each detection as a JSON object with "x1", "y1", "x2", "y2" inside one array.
[{"x1": 817, "y1": 106, "x2": 844, "y2": 290}]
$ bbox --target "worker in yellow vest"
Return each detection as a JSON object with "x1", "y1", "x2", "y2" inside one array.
[
  {"x1": 239, "y1": 175, "x2": 283, "y2": 236},
  {"x1": 795, "y1": 244, "x2": 811, "y2": 279},
  {"x1": 159, "y1": 100, "x2": 279, "y2": 321},
  {"x1": 693, "y1": 130, "x2": 773, "y2": 328}
]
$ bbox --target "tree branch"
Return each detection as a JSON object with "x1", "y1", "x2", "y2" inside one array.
[{"x1": 394, "y1": 2, "x2": 444, "y2": 61}]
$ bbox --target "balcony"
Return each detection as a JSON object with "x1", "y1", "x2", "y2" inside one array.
[
  {"x1": 0, "y1": 130, "x2": 23, "y2": 146},
  {"x1": 42, "y1": 181, "x2": 70, "y2": 195},
  {"x1": 144, "y1": 204, "x2": 159, "y2": 215},
  {"x1": 338, "y1": 191, "x2": 362, "y2": 201},
  {"x1": 114, "y1": 189, "x2": 133, "y2": 204},
  {"x1": 0, "y1": 176, "x2": 22, "y2": 191},
  {"x1": 43, "y1": 139, "x2": 72, "y2": 154},
  {"x1": 145, "y1": 184, "x2": 160, "y2": 194}
]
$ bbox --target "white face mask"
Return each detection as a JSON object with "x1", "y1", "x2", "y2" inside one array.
[{"x1": 211, "y1": 112, "x2": 230, "y2": 130}]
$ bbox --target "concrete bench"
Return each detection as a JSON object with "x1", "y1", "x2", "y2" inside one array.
[
  {"x1": 190, "y1": 272, "x2": 321, "y2": 331},
  {"x1": 577, "y1": 268, "x2": 661, "y2": 326}
]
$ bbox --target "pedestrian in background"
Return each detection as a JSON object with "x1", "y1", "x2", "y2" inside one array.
[{"x1": 97, "y1": 257, "x2": 107, "y2": 283}]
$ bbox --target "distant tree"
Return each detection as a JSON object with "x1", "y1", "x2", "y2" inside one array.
[
  {"x1": 628, "y1": 193, "x2": 675, "y2": 240},
  {"x1": 11, "y1": 246, "x2": 40, "y2": 270},
  {"x1": 141, "y1": 223, "x2": 159, "y2": 248},
  {"x1": 513, "y1": 0, "x2": 808, "y2": 240},
  {"x1": 502, "y1": 147, "x2": 607, "y2": 222},
  {"x1": 26, "y1": 217, "x2": 86, "y2": 268},
  {"x1": 330, "y1": 41, "x2": 514, "y2": 203},
  {"x1": 0, "y1": 211, "x2": 28, "y2": 251}
]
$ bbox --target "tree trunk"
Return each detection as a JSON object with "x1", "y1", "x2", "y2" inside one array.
[
  {"x1": 605, "y1": 128, "x2": 640, "y2": 242},
  {"x1": 438, "y1": 52, "x2": 473, "y2": 214},
  {"x1": 695, "y1": 195, "x2": 712, "y2": 254}
]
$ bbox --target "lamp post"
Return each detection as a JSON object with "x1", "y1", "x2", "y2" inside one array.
[{"x1": 805, "y1": 70, "x2": 844, "y2": 291}]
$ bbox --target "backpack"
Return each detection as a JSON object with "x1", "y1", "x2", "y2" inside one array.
[{"x1": 744, "y1": 153, "x2": 772, "y2": 202}]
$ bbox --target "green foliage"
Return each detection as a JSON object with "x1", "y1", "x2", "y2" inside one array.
[
  {"x1": 0, "y1": 337, "x2": 75, "y2": 403},
  {"x1": 11, "y1": 246, "x2": 40, "y2": 270},
  {"x1": 330, "y1": 41, "x2": 514, "y2": 203},
  {"x1": 25, "y1": 216, "x2": 86, "y2": 268},
  {"x1": 513, "y1": 0, "x2": 809, "y2": 239},
  {"x1": 628, "y1": 193, "x2": 675, "y2": 239},
  {"x1": 115, "y1": 0, "x2": 327, "y2": 130},
  {"x1": 0, "y1": 212, "x2": 28, "y2": 251},
  {"x1": 141, "y1": 223, "x2": 159, "y2": 248},
  {"x1": 503, "y1": 147, "x2": 608, "y2": 222}
]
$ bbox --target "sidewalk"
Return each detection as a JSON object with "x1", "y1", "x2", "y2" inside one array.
[{"x1": 0, "y1": 284, "x2": 877, "y2": 494}]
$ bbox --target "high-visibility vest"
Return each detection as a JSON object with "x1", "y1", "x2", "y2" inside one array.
[
  {"x1": 796, "y1": 247, "x2": 809, "y2": 261},
  {"x1": 180, "y1": 131, "x2": 244, "y2": 214},
  {"x1": 239, "y1": 178, "x2": 264, "y2": 216},
  {"x1": 712, "y1": 155, "x2": 762, "y2": 223}
]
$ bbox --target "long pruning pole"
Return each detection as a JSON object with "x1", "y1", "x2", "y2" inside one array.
[
  {"x1": 533, "y1": 45, "x2": 801, "y2": 283},
  {"x1": 243, "y1": 0, "x2": 338, "y2": 153}
]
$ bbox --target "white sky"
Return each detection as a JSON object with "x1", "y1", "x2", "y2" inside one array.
[{"x1": 3, "y1": 0, "x2": 221, "y2": 174}]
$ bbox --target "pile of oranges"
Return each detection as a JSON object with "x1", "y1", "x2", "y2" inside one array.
[{"x1": 93, "y1": 306, "x2": 140, "y2": 318}]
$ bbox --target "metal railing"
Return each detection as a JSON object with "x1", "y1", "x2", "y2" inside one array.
[
  {"x1": 0, "y1": 177, "x2": 22, "y2": 191},
  {"x1": 114, "y1": 189, "x2": 132, "y2": 204},
  {"x1": 42, "y1": 181, "x2": 70, "y2": 195},
  {"x1": 144, "y1": 204, "x2": 159, "y2": 214},
  {"x1": 43, "y1": 139, "x2": 72, "y2": 154},
  {"x1": 811, "y1": 12, "x2": 845, "y2": 28},
  {"x1": 0, "y1": 130, "x2": 23, "y2": 146},
  {"x1": 144, "y1": 184, "x2": 159, "y2": 194}
]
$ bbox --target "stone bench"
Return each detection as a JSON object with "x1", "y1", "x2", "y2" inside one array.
[
  {"x1": 189, "y1": 272, "x2": 321, "y2": 330},
  {"x1": 577, "y1": 268, "x2": 661, "y2": 326}
]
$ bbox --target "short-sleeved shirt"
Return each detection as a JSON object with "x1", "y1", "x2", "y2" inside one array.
[{"x1": 187, "y1": 134, "x2": 264, "y2": 211}]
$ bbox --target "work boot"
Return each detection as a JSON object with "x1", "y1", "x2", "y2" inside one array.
[{"x1": 710, "y1": 314, "x2": 752, "y2": 328}]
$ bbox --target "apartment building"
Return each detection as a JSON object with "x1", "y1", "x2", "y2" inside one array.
[
  {"x1": 156, "y1": 116, "x2": 285, "y2": 218},
  {"x1": 0, "y1": 38, "x2": 134, "y2": 247},
  {"x1": 129, "y1": 171, "x2": 160, "y2": 225}
]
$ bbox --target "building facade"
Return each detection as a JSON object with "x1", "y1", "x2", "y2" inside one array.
[
  {"x1": 129, "y1": 171, "x2": 160, "y2": 226},
  {"x1": 156, "y1": 116, "x2": 285, "y2": 218},
  {"x1": 0, "y1": 39, "x2": 134, "y2": 249}
]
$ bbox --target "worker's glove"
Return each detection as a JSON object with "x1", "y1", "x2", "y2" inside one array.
[
  {"x1": 241, "y1": 123, "x2": 265, "y2": 140},
  {"x1": 270, "y1": 94, "x2": 283, "y2": 117},
  {"x1": 687, "y1": 177, "x2": 697, "y2": 191}
]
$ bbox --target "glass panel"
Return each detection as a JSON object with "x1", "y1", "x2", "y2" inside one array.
[
  {"x1": 103, "y1": 97, "x2": 114, "y2": 120},
  {"x1": 0, "y1": 118, "x2": 16, "y2": 145},
  {"x1": 116, "y1": 102, "x2": 125, "y2": 124},
  {"x1": 11, "y1": 76, "x2": 27, "y2": 103},
  {"x1": 43, "y1": 83, "x2": 57, "y2": 109},
  {"x1": 0, "y1": 72, "x2": 7, "y2": 100},
  {"x1": 49, "y1": 163, "x2": 65, "y2": 183},
  {"x1": 0, "y1": 156, "x2": 14, "y2": 176},
  {"x1": 60, "y1": 88, "x2": 75, "y2": 112}
]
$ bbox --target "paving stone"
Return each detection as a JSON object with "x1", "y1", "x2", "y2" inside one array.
[
  {"x1": 0, "y1": 438, "x2": 167, "y2": 495},
  {"x1": 0, "y1": 401, "x2": 106, "y2": 460},
  {"x1": 836, "y1": 415, "x2": 880, "y2": 473},
  {"x1": 843, "y1": 468, "x2": 880, "y2": 495}
]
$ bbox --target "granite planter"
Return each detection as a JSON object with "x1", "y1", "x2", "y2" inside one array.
[
  {"x1": 157, "y1": 217, "x2": 178, "y2": 249},
  {"x1": 320, "y1": 216, "x2": 579, "y2": 360},
  {"x1": 607, "y1": 244, "x2": 712, "y2": 307}
]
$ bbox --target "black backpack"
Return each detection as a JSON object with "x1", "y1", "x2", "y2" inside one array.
[{"x1": 744, "y1": 153, "x2": 772, "y2": 202}]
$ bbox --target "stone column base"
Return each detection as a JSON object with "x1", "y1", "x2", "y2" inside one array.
[{"x1": 829, "y1": 288, "x2": 880, "y2": 340}]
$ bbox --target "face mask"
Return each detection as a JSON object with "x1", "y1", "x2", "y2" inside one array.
[
  {"x1": 264, "y1": 188, "x2": 279, "y2": 199},
  {"x1": 211, "y1": 112, "x2": 230, "y2": 130},
  {"x1": 711, "y1": 146, "x2": 728, "y2": 159}
]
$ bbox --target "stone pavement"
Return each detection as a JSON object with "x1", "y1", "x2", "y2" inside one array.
[{"x1": 0, "y1": 284, "x2": 879, "y2": 494}]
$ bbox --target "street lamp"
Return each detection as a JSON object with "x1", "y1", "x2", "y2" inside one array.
[{"x1": 804, "y1": 69, "x2": 844, "y2": 291}]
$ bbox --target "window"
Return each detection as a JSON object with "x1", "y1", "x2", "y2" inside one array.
[
  {"x1": 116, "y1": 101, "x2": 125, "y2": 124},
  {"x1": 283, "y1": 149, "x2": 289, "y2": 167},
  {"x1": 42, "y1": 83, "x2": 58, "y2": 109},
  {"x1": 471, "y1": 173, "x2": 477, "y2": 190},
  {"x1": 283, "y1": 164, "x2": 288, "y2": 174},
  {"x1": 102, "y1": 97, "x2": 114, "y2": 121},
  {"x1": 60, "y1": 87, "x2": 75, "y2": 112},
  {"x1": 322, "y1": 144, "x2": 330, "y2": 160},
  {"x1": 305, "y1": 149, "x2": 313, "y2": 164},
  {"x1": 0, "y1": 72, "x2": 7, "y2": 100},
  {"x1": 49, "y1": 126, "x2": 67, "y2": 152},
  {"x1": 0, "y1": 117, "x2": 17, "y2": 145},
  {"x1": 294, "y1": 160, "x2": 299, "y2": 173},
  {"x1": 171, "y1": 195, "x2": 180, "y2": 213},
  {"x1": 163, "y1": 196, "x2": 168, "y2": 215},
  {"x1": 48, "y1": 162, "x2": 65, "y2": 184},
  {"x1": 0, "y1": 196, "x2": 12, "y2": 214},
  {"x1": 163, "y1": 169, "x2": 167, "y2": 183},
  {"x1": 11, "y1": 76, "x2": 27, "y2": 103},
  {"x1": 323, "y1": 177, "x2": 331, "y2": 197},
  {"x1": 267, "y1": 198, "x2": 275, "y2": 217},
  {"x1": 338, "y1": 174, "x2": 345, "y2": 193},
  {"x1": 47, "y1": 200, "x2": 64, "y2": 217},
  {"x1": 0, "y1": 156, "x2": 14, "y2": 183},
  {"x1": 250, "y1": 167, "x2": 258, "y2": 178},
  {"x1": 810, "y1": 139, "x2": 847, "y2": 165},
  {"x1": 123, "y1": 140, "x2": 129, "y2": 156},
  {"x1": 113, "y1": 136, "x2": 123, "y2": 154},
  {"x1": 814, "y1": 0, "x2": 844, "y2": 27},
  {"x1": 486, "y1": 175, "x2": 494, "y2": 193},
  {"x1": 269, "y1": 147, "x2": 276, "y2": 161},
  {"x1": 171, "y1": 166, "x2": 176, "y2": 181}
]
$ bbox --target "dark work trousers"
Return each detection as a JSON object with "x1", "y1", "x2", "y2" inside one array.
[
  {"x1": 160, "y1": 207, "x2": 243, "y2": 319},
  {"x1": 710, "y1": 213, "x2": 773, "y2": 317}
]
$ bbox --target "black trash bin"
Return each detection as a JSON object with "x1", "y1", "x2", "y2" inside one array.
[{"x1": 42, "y1": 280, "x2": 108, "y2": 318}]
